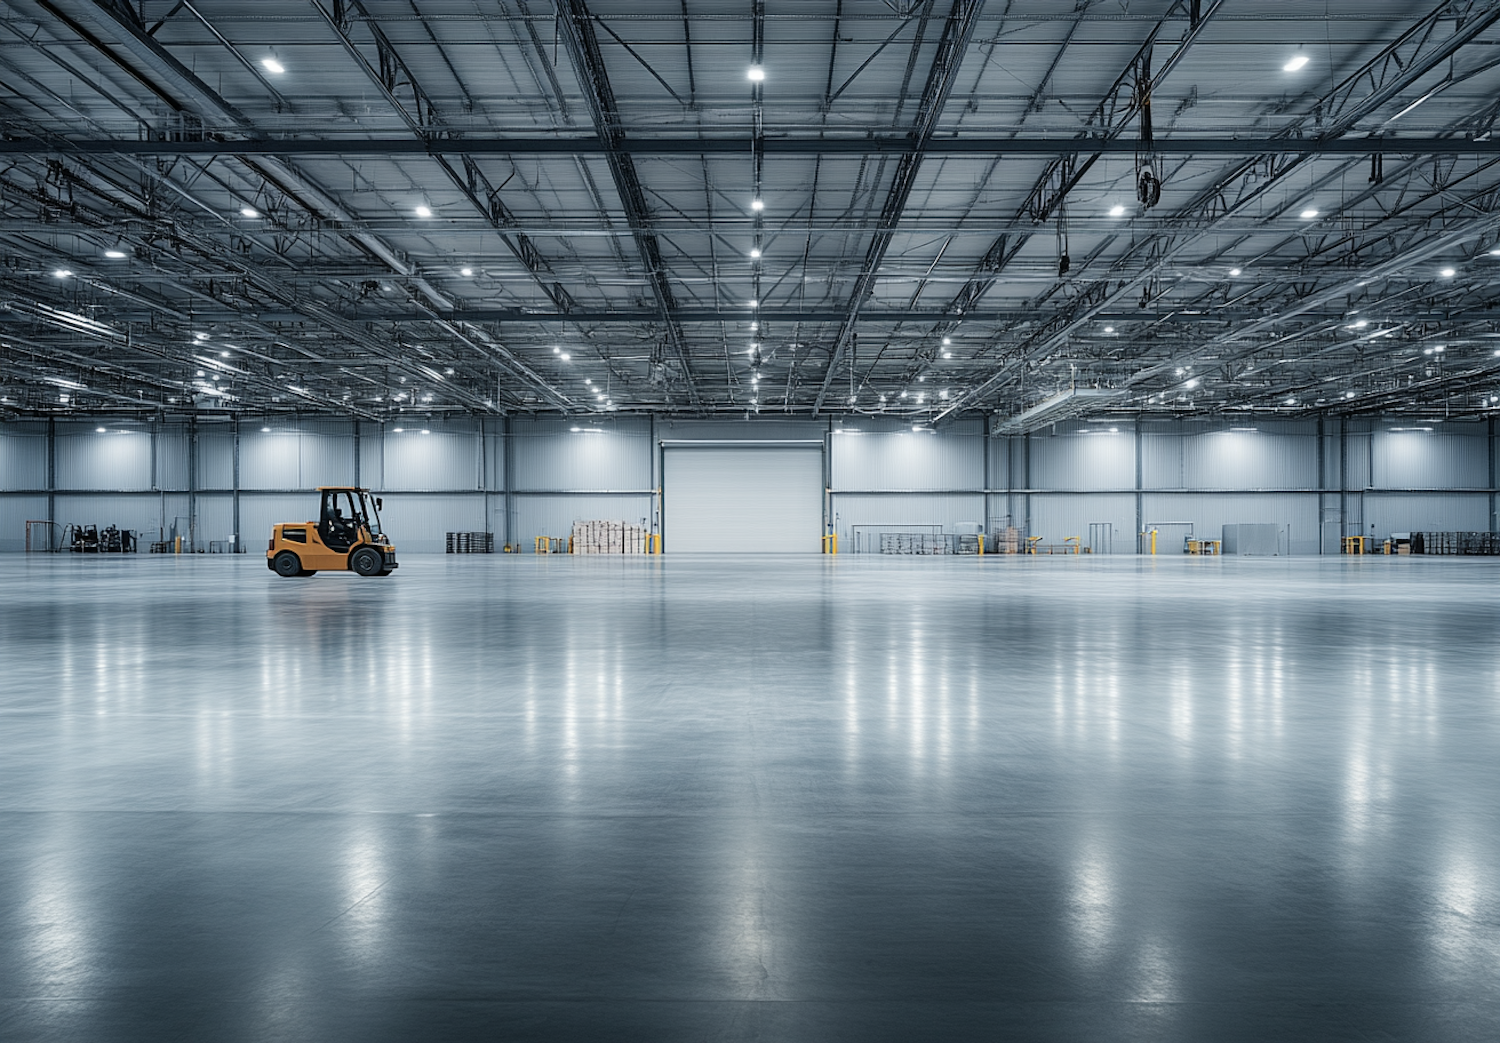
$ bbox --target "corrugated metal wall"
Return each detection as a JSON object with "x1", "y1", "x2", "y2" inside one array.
[
  {"x1": 1028, "y1": 493, "x2": 1136, "y2": 552},
  {"x1": 1179, "y1": 423, "x2": 1318, "y2": 489},
  {"x1": 1365, "y1": 492, "x2": 1490, "y2": 534},
  {"x1": 832, "y1": 417, "x2": 982, "y2": 491},
  {"x1": 1373, "y1": 425, "x2": 1489, "y2": 489},
  {"x1": 514, "y1": 494, "x2": 654, "y2": 547},
  {"x1": 1140, "y1": 492, "x2": 1321, "y2": 554},
  {"x1": 377, "y1": 493, "x2": 487, "y2": 553},
  {"x1": 0, "y1": 493, "x2": 49, "y2": 552},
  {"x1": 2, "y1": 416, "x2": 1496, "y2": 552},
  {"x1": 0, "y1": 422, "x2": 47, "y2": 489},
  {"x1": 511, "y1": 416, "x2": 650, "y2": 491},
  {"x1": 54, "y1": 422, "x2": 153, "y2": 490},
  {"x1": 1028, "y1": 422, "x2": 1135, "y2": 490},
  {"x1": 380, "y1": 422, "x2": 481, "y2": 492}
]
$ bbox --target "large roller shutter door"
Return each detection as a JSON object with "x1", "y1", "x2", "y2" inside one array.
[{"x1": 664, "y1": 445, "x2": 823, "y2": 553}]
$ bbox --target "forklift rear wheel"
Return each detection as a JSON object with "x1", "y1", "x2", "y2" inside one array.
[
  {"x1": 350, "y1": 547, "x2": 385, "y2": 577},
  {"x1": 272, "y1": 551, "x2": 305, "y2": 578}
]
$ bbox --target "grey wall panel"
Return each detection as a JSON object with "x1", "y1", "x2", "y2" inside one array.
[
  {"x1": 1344, "y1": 421, "x2": 1373, "y2": 489},
  {"x1": 0, "y1": 494, "x2": 50, "y2": 551},
  {"x1": 1364, "y1": 493, "x2": 1490, "y2": 535},
  {"x1": 159, "y1": 494, "x2": 190, "y2": 542},
  {"x1": 1373, "y1": 427, "x2": 1489, "y2": 490},
  {"x1": 381, "y1": 425, "x2": 480, "y2": 491},
  {"x1": 0, "y1": 423, "x2": 47, "y2": 490},
  {"x1": 1139, "y1": 428, "x2": 1184, "y2": 489},
  {"x1": 193, "y1": 494, "x2": 236, "y2": 548},
  {"x1": 832, "y1": 417, "x2": 982, "y2": 491},
  {"x1": 196, "y1": 428, "x2": 235, "y2": 490},
  {"x1": 1027, "y1": 493, "x2": 1136, "y2": 552},
  {"x1": 831, "y1": 493, "x2": 985, "y2": 551},
  {"x1": 55, "y1": 423, "x2": 152, "y2": 490},
  {"x1": 378, "y1": 493, "x2": 487, "y2": 553},
  {"x1": 988, "y1": 436, "x2": 1010, "y2": 490},
  {"x1": 511, "y1": 416, "x2": 650, "y2": 491},
  {"x1": 154, "y1": 426, "x2": 188, "y2": 490},
  {"x1": 1028, "y1": 422, "x2": 1134, "y2": 491},
  {"x1": 296, "y1": 420, "x2": 357, "y2": 488},
  {"x1": 514, "y1": 494, "x2": 654, "y2": 547},
  {"x1": 1180, "y1": 427, "x2": 1318, "y2": 490},
  {"x1": 238, "y1": 430, "x2": 301, "y2": 490},
  {"x1": 483, "y1": 425, "x2": 503, "y2": 491},
  {"x1": 358, "y1": 421, "x2": 385, "y2": 487},
  {"x1": 53, "y1": 493, "x2": 165, "y2": 535},
  {"x1": 1139, "y1": 492, "x2": 1320, "y2": 554}
]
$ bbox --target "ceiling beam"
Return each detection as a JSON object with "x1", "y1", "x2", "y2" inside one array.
[
  {"x1": 553, "y1": 0, "x2": 700, "y2": 405},
  {"x1": 9, "y1": 136, "x2": 1500, "y2": 157},
  {"x1": 813, "y1": 0, "x2": 985, "y2": 413}
]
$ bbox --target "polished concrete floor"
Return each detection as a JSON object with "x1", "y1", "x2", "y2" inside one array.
[{"x1": 2, "y1": 553, "x2": 1499, "y2": 1041}]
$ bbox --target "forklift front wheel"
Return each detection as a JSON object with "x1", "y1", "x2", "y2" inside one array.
[
  {"x1": 350, "y1": 547, "x2": 385, "y2": 577},
  {"x1": 272, "y1": 551, "x2": 305, "y2": 578}
]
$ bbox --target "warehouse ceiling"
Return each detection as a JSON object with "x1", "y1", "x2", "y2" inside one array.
[{"x1": 4, "y1": 0, "x2": 1500, "y2": 428}]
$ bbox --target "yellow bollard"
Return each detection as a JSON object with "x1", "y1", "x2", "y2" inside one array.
[{"x1": 1151, "y1": 528, "x2": 1157, "y2": 555}]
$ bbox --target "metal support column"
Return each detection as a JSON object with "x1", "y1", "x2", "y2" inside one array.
[
  {"x1": 479, "y1": 418, "x2": 489, "y2": 537},
  {"x1": 232, "y1": 417, "x2": 241, "y2": 553},
  {"x1": 1134, "y1": 422, "x2": 1144, "y2": 554},
  {"x1": 188, "y1": 416, "x2": 198, "y2": 553},
  {"x1": 45, "y1": 417, "x2": 55, "y2": 547},
  {"x1": 1023, "y1": 432, "x2": 1033, "y2": 539},
  {"x1": 1490, "y1": 417, "x2": 1497, "y2": 534},
  {"x1": 1316, "y1": 418, "x2": 1326, "y2": 555},
  {"x1": 981, "y1": 422, "x2": 991, "y2": 540},
  {"x1": 503, "y1": 414, "x2": 514, "y2": 549}
]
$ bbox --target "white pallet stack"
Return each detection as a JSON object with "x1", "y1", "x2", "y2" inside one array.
[{"x1": 571, "y1": 520, "x2": 648, "y2": 554}]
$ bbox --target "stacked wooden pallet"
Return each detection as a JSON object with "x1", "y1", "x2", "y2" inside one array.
[{"x1": 571, "y1": 520, "x2": 649, "y2": 554}]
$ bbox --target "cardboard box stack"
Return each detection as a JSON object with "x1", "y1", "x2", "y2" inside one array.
[{"x1": 571, "y1": 520, "x2": 648, "y2": 554}]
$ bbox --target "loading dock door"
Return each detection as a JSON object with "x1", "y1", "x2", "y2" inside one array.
[{"x1": 663, "y1": 443, "x2": 823, "y2": 552}]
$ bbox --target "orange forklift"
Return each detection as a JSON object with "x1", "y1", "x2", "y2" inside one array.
[{"x1": 266, "y1": 487, "x2": 398, "y2": 578}]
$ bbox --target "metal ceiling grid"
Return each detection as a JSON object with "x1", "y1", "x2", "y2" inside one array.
[{"x1": 1, "y1": 0, "x2": 1500, "y2": 427}]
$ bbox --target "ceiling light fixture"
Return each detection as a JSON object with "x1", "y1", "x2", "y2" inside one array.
[
  {"x1": 415, "y1": 205, "x2": 432, "y2": 218},
  {"x1": 750, "y1": 199, "x2": 764, "y2": 212},
  {"x1": 560, "y1": 352, "x2": 571, "y2": 361},
  {"x1": 261, "y1": 57, "x2": 285, "y2": 75},
  {"x1": 1229, "y1": 267, "x2": 1241, "y2": 277},
  {"x1": 1284, "y1": 54, "x2": 1309, "y2": 72},
  {"x1": 1109, "y1": 204, "x2": 1126, "y2": 217},
  {"x1": 460, "y1": 267, "x2": 473, "y2": 277},
  {"x1": 240, "y1": 207, "x2": 258, "y2": 218},
  {"x1": 1440, "y1": 267, "x2": 1456, "y2": 278},
  {"x1": 104, "y1": 249, "x2": 126, "y2": 259},
  {"x1": 747, "y1": 66, "x2": 765, "y2": 83},
  {"x1": 1299, "y1": 208, "x2": 1319, "y2": 220},
  {"x1": 749, "y1": 248, "x2": 761, "y2": 259},
  {"x1": 53, "y1": 269, "x2": 71, "y2": 278}
]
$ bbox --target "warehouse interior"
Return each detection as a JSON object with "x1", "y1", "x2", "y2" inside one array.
[{"x1": 4, "y1": 1, "x2": 1500, "y2": 1039}]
